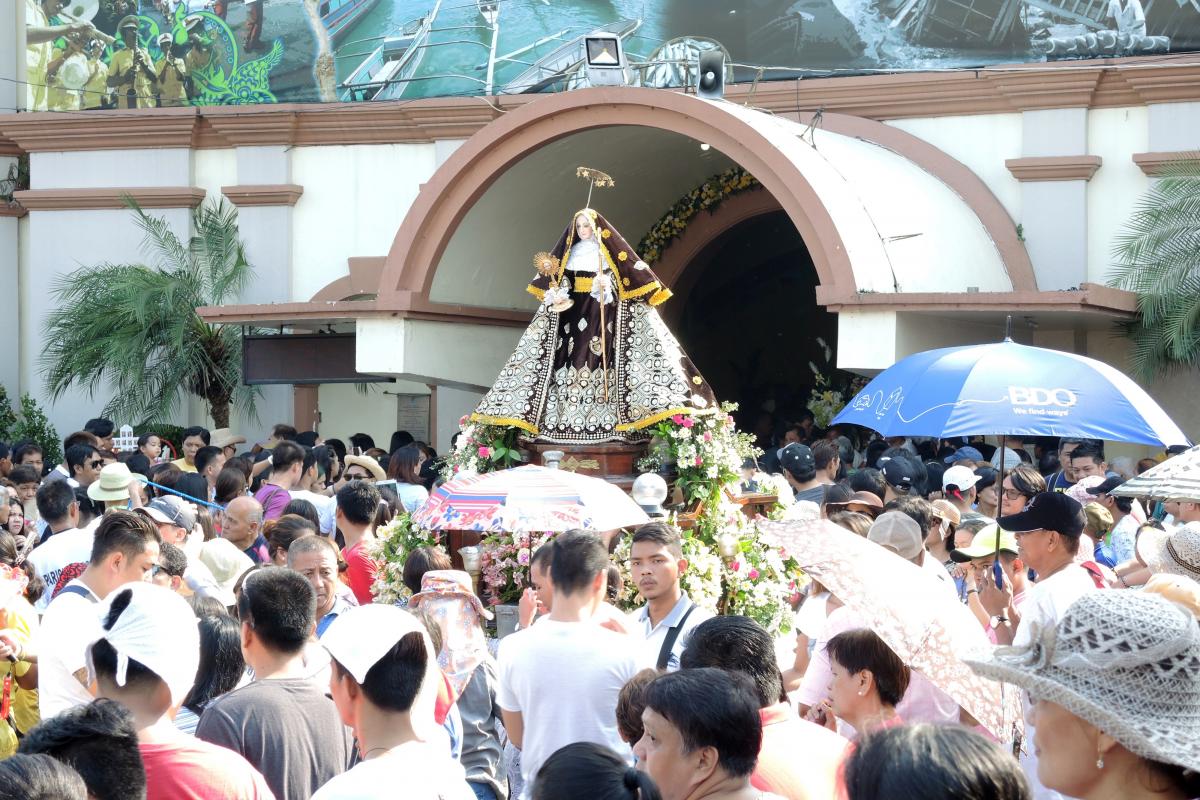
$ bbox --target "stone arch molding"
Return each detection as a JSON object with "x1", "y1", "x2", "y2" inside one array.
[{"x1": 376, "y1": 87, "x2": 1034, "y2": 308}]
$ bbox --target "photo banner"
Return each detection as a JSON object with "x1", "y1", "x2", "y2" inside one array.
[{"x1": 22, "y1": 0, "x2": 1198, "y2": 111}]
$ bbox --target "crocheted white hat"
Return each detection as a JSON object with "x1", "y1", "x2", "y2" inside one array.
[
  {"x1": 1137, "y1": 524, "x2": 1200, "y2": 582},
  {"x1": 966, "y1": 590, "x2": 1200, "y2": 773}
]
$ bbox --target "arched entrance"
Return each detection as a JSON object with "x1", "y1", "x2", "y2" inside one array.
[{"x1": 353, "y1": 86, "x2": 1034, "y2": 404}]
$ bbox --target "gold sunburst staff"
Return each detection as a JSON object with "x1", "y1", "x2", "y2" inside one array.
[{"x1": 576, "y1": 167, "x2": 616, "y2": 400}]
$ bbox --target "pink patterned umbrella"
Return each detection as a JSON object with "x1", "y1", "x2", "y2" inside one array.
[
  {"x1": 759, "y1": 518, "x2": 1024, "y2": 743},
  {"x1": 412, "y1": 464, "x2": 649, "y2": 532}
]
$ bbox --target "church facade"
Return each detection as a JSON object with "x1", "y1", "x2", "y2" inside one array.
[{"x1": 2, "y1": 56, "x2": 1199, "y2": 450}]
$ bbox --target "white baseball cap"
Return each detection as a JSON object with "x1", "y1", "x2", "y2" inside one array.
[
  {"x1": 321, "y1": 604, "x2": 439, "y2": 737},
  {"x1": 943, "y1": 464, "x2": 981, "y2": 492}
]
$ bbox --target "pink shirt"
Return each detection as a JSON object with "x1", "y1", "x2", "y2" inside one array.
[
  {"x1": 797, "y1": 605, "x2": 959, "y2": 737},
  {"x1": 141, "y1": 738, "x2": 275, "y2": 800},
  {"x1": 753, "y1": 702, "x2": 847, "y2": 800}
]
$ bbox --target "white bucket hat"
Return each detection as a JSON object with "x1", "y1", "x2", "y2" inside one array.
[
  {"x1": 966, "y1": 589, "x2": 1200, "y2": 773},
  {"x1": 87, "y1": 462, "x2": 146, "y2": 502},
  {"x1": 1137, "y1": 524, "x2": 1200, "y2": 582}
]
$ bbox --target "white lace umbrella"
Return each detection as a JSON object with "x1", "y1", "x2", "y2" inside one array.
[
  {"x1": 760, "y1": 518, "x2": 1024, "y2": 743},
  {"x1": 1110, "y1": 444, "x2": 1200, "y2": 502}
]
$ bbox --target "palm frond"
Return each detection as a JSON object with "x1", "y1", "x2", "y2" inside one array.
[
  {"x1": 1108, "y1": 154, "x2": 1200, "y2": 381},
  {"x1": 41, "y1": 199, "x2": 262, "y2": 424}
]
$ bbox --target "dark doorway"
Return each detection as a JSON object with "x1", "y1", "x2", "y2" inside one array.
[{"x1": 665, "y1": 210, "x2": 839, "y2": 436}]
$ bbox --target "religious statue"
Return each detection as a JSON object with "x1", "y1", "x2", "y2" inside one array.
[{"x1": 470, "y1": 203, "x2": 717, "y2": 444}]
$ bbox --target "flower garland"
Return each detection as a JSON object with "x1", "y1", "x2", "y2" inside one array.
[
  {"x1": 366, "y1": 512, "x2": 443, "y2": 605},
  {"x1": 622, "y1": 403, "x2": 806, "y2": 634},
  {"x1": 636, "y1": 167, "x2": 761, "y2": 266},
  {"x1": 478, "y1": 531, "x2": 555, "y2": 605},
  {"x1": 441, "y1": 419, "x2": 523, "y2": 478}
]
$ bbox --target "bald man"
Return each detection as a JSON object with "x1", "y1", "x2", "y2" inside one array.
[{"x1": 222, "y1": 496, "x2": 269, "y2": 564}]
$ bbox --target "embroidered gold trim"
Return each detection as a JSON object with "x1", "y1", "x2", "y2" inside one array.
[
  {"x1": 624, "y1": 281, "x2": 660, "y2": 302},
  {"x1": 618, "y1": 251, "x2": 628, "y2": 262},
  {"x1": 573, "y1": 276, "x2": 594, "y2": 293},
  {"x1": 527, "y1": 285, "x2": 546, "y2": 301},
  {"x1": 649, "y1": 287, "x2": 673, "y2": 306},
  {"x1": 615, "y1": 406, "x2": 697, "y2": 432},
  {"x1": 469, "y1": 413, "x2": 539, "y2": 434}
]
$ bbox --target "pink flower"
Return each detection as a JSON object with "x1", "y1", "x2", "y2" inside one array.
[
  {"x1": 458, "y1": 414, "x2": 469, "y2": 425},
  {"x1": 681, "y1": 417, "x2": 695, "y2": 428},
  {"x1": 703, "y1": 432, "x2": 712, "y2": 442},
  {"x1": 748, "y1": 568, "x2": 760, "y2": 580},
  {"x1": 671, "y1": 414, "x2": 685, "y2": 425},
  {"x1": 478, "y1": 446, "x2": 492, "y2": 458},
  {"x1": 731, "y1": 560, "x2": 741, "y2": 572},
  {"x1": 694, "y1": 456, "x2": 703, "y2": 466}
]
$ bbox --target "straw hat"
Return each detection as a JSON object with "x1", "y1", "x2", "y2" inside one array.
[
  {"x1": 211, "y1": 428, "x2": 246, "y2": 450},
  {"x1": 87, "y1": 462, "x2": 146, "y2": 502},
  {"x1": 1137, "y1": 524, "x2": 1200, "y2": 581},
  {"x1": 966, "y1": 590, "x2": 1200, "y2": 773},
  {"x1": 197, "y1": 538, "x2": 254, "y2": 607},
  {"x1": 409, "y1": 569, "x2": 493, "y2": 620},
  {"x1": 343, "y1": 454, "x2": 385, "y2": 482}
]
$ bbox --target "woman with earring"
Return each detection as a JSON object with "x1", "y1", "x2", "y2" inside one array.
[
  {"x1": 807, "y1": 627, "x2": 910, "y2": 739},
  {"x1": 968, "y1": 587, "x2": 1200, "y2": 800}
]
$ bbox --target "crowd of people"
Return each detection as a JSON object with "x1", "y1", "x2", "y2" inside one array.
[{"x1": 0, "y1": 417, "x2": 1197, "y2": 800}]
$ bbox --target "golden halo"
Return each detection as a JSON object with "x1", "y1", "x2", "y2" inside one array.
[{"x1": 533, "y1": 252, "x2": 560, "y2": 276}]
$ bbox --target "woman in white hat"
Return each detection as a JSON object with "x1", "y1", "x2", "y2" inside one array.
[{"x1": 967, "y1": 588, "x2": 1200, "y2": 800}]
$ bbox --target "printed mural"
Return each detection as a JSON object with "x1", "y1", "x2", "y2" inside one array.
[{"x1": 22, "y1": 0, "x2": 1198, "y2": 111}]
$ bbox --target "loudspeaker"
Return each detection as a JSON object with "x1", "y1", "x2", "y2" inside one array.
[{"x1": 697, "y1": 50, "x2": 724, "y2": 100}]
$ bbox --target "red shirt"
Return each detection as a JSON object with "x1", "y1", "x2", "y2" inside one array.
[
  {"x1": 141, "y1": 737, "x2": 276, "y2": 800},
  {"x1": 752, "y1": 702, "x2": 848, "y2": 800},
  {"x1": 341, "y1": 539, "x2": 378, "y2": 605}
]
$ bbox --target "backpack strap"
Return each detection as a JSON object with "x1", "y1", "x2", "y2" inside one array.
[{"x1": 656, "y1": 603, "x2": 698, "y2": 670}]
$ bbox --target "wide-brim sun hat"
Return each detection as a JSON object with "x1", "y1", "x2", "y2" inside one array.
[
  {"x1": 965, "y1": 590, "x2": 1200, "y2": 773},
  {"x1": 1137, "y1": 524, "x2": 1200, "y2": 581},
  {"x1": 211, "y1": 428, "x2": 246, "y2": 450},
  {"x1": 343, "y1": 454, "x2": 386, "y2": 482},
  {"x1": 409, "y1": 569, "x2": 493, "y2": 620}
]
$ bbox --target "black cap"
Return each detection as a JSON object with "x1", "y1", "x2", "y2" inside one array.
[
  {"x1": 822, "y1": 483, "x2": 854, "y2": 506},
  {"x1": 780, "y1": 443, "x2": 815, "y2": 478},
  {"x1": 997, "y1": 491, "x2": 1084, "y2": 537},
  {"x1": 1085, "y1": 476, "x2": 1125, "y2": 496},
  {"x1": 879, "y1": 457, "x2": 916, "y2": 490},
  {"x1": 973, "y1": 466, "x2": 997, "y2": 490}
]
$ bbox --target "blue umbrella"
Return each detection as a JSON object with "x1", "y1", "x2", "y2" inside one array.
[{"x1": 832, "y1": 339, "x2": 1189, "y2": 447}]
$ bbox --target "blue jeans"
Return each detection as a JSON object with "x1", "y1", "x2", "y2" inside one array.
[{"x1": 469, "y1": 783, "x2": 498, "y2": 800}]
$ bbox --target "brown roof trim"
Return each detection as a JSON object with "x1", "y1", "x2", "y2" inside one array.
[
  {"x1": 196, "y1": 296, "x2": 531, "y2": 327},
  {"x1": 1131, "y1": 151, "x2": 1200, "y2": 176},
  {"x1": 1005, "y1": 156, "x2": 1103, "y2": 182},
  {"x1": 0, "y1": 203, "x2": 28, "y2": 219},
  {"x1": 816, "y1": 282, "x2": 1137, "y2": 315},
  {"x1": 5, "y1": 55, "x2": 1200, "y2": 153},
  {"x1": 14, "y1": 186, "x2": 206, "y2": 210},
  {"x1": 310, "y1": 256, "x2": 386, "y2": 302},
  {"x1": 221, "y1": 184, "x2": 304, "y2": 207}
]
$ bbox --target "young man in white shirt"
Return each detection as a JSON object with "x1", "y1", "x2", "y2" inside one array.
[
  {"x1": 27, "y1": 480, "x2": 92, "y2": 610},
  {"x1": 37, "y1": 510, "x2": 162, "y2": 718},
  {"x1": 289, "y1": 447, "x2": 338, "y2": 536},
  {"x1": 315, "y1": 603, "x2": 474, "y2": 799},
  {"x1": 497, "y1": 529, "x2": 641, "y2": 799},
  {"x1": 981, "y1": 490, "x2": 1096, "y2": 800},
  {"x1": 627, "y1": 522, "x2": 712, "y2": 671}
]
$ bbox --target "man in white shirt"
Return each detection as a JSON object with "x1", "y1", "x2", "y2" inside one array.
[
  {"x1": 26, "y1": 480, "x2": 92, "y2": 610},
  {"x1": 626, "y1": 522, "x2": 712, "y2": 671},
  {"x1": 497, "y1": 529, "x2": 641, "y2": 799},
  {"x1": 315, "y1": 603, "x2": 474, "y2": 799},
  {"x1": 290, "y1": 448, "x2": 337, "y2": 536},
  {"x1": 37, "y1": 509, "x2": 162, "y2": 718},
  {"x1": 980, "y1": 491, "x2": 1096, "y2": 800}
]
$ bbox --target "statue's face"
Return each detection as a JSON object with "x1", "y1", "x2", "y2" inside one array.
[{"x1": 576, "y1": 215, "x2": 593, "y2": 241}]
